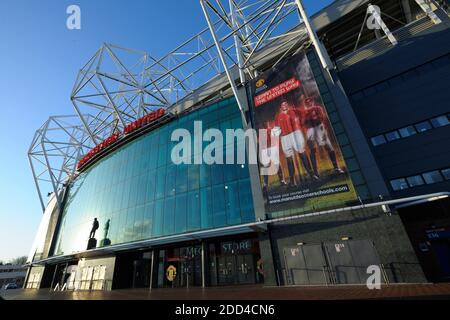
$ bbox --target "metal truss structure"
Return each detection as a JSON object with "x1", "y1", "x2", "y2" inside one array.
[
  {"x1": 28, "y1": 115, "x2": 96, "y2": 211},
  {"x1": 201, "y1": 0, "x2": 308, "y2": 78},
  {"x1": 29, "y1": 0, "x2": 316, "y2": 212},
  {"x1": 71, "y1": 44, "x2": 164, "y2": 145},
  {"x1": 200, "y1": 0, "x2": 312, "y2": 117}
]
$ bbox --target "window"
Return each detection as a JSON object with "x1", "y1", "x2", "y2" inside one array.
[
  {"x1": 415, "y1": 121, "x2": 432, "y2": 133},
  {"x1": 399, "y1": 126, "x2": 417, "y2": 138},
  {"x1": 422, "y1": 171, "x2": 444, "y2": 184},
  {"x1": 385, "y1": 131, "x2": 401, "y2": 142},
  {"x1": 390, "y1": 178, "x2": 409, "y2": 191},
  {"x1": 371, "y1": 114, "x2": 449, "y2": 146},
  {"x1": 371, "y1": 135, "x2": 386, "y2": 146},
  {"x1": 239, "y1": 178, "x2": 254, "y2": 222},
  {"x1": 393, "y1": 168, "x2": 449, "y2": 191},
  {"x1": 430, "y1": 115, "x2": 450, "y2": 128},
  {"x1": 407, "y1": 175, "x2": 425, "y2": 187},
  {"x1": 441, "y1": 168, "x2": 450, "y2": 180},
  {"x1": 49, "y1": 98, "x2": 257, "y2": 255},
  {"x1": 212, "y1": 184, "x2": 226, "y2": 227},
  {"x1": 187, "y1": 191, "x2": 200, "y2": 230}
]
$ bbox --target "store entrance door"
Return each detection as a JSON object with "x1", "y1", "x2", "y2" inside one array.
[
  {"x1": 431, "y1": 239, "x2": 450, "y2": 280},
  {"x1": 398, "y1": 197, "x2": 450, "y2": 282},
  {"x1": 217, "y1": 256, "x2": 235, "y2": 285},
  {"x1": 114, "y1": 251, "x2": 152, "y2": 289},
  {"x1": 236, "y1": 254, "x2": 255, "y2": 284},
  {"x1": 132, "y1": 256, "x2": 151, "y2": 288},
  {"x1": 158, "y1": 245, "x2": 202, "y2": 288},
  {"x1": 217, "y1": 254, "x2": 255, "y2": 285},
  {"x1": 178, "y1": 254, "x2": 202, "y2": 287}
]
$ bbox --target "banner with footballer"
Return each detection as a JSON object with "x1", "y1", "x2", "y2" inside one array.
[{"x1": 249, "y1": 53, "x2": 358, "y2": 214}]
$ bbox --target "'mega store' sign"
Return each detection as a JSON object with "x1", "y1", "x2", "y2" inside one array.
[{"x1": 221, "y1": 240, "x2": 253, "y2": 254}]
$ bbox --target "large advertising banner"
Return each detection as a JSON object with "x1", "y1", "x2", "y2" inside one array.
[{"x1": 249, "y1": 53, "x2": 358, "y2": 214}]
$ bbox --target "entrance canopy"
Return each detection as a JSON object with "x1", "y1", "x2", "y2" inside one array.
[
  {"x1": 31, "y1": 223, "x2": 266, "y2": 266},
  {"x1": 30, "y1": 192, "x2": 449, "y2": 267}
]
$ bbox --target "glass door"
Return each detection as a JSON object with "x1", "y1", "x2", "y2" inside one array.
[
  {"x1": 179, "y1": 259, "x2": 189, "y2": 287},
  {"x1": 132, "y1": 252, "x2": 152, "y2": 288},
  {"x1": 236, "y1": 254, "x2": 255, "y2": 284},
  {"x1": 177, "y1": 246, "x2": 202, "y2": 287},
  {"x1": 217, "y1": 256, "x2": 235, "y2": 285}
]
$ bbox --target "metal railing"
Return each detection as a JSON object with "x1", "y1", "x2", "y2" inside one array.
[
  {"x1": 278, "y1": 263, "x2": 391, "y2": 287},
  {"x1": 336, "y1": 14, "x2": 437, "y2": 70},
  {"x1": 55, "y1": 279, "x2": 112, "y2": 292}
]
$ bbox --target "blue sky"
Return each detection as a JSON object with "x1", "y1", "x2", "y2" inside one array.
[{"x1": 0, "y1": 0, "x2": 333, "y2": 262}]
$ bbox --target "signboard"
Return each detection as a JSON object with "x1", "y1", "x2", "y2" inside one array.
[
  {"x1": 221, "y1": 240, "x2": 253, "y2": 254},
  {"x1": 166, "y1": 265, "x2": 177, "y2": 282},
  {"x1": 77, "y1": 108, "x2": 166, "y2": 170},
  {"x1": 426, "y1": 228, "x2": 450, "y2": 240},
  {"x1": 248, "y1": 53, "x2": 357, "y2": 213}
]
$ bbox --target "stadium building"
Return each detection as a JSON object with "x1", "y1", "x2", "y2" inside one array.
[{"x1": 24, "y1": 0, "x2": 450, "y2": 291}]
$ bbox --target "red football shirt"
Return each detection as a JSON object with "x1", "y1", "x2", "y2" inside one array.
[
  {"x1": 289, "y1": 108, "x2": 303, "y2": 131},
  {"x1": 275, "y1": 111, "x2": 295, "y2": 136},
  {"x1": 303, "y1": 105, "x2": 326, "y2": 128}
]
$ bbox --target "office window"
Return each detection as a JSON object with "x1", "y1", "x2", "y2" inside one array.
[
  {"x1": 430, "y1": 115, "x2": 450, "y2": 128},
  {"x1": 441, "y1": 168, "x2": 450, "y2": 180},
  {"x1": 422, "y1": 171, "x2": 444, "y2": 184},
  {"x1": 371, "y1": 135, "x2": 386, "y2": 146},
  {"x1": 385, "y1": 131, "x2": 401, "y2": 142},
  {"x1": 399, "y1": 126, "x2": 417, "y2": 138},
  {"x1": 390, "y1": 178, "x2": 409, "y2": 191},
  {"x1": 407, "y1": 175, "x2": 425, "y2": 187},
  {"x1": 415, "y1": 121, "x2": 432, "y2": 133}
]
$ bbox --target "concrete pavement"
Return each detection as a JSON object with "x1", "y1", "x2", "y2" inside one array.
[{"x1": 2, "y1": 283, "x2": 450, "y2": 300}]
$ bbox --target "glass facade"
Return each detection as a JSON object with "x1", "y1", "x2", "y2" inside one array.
[
  {"x1": 155, "y1": 237, "x2": 263, "y2": 288},
  {"x1": 53, "y1": 97, "x2": 256, "y2": 256}
]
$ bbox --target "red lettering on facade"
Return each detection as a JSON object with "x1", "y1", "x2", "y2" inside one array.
[{"x1": 77, "y1": 108, "x2": 166, "y2": 170}]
